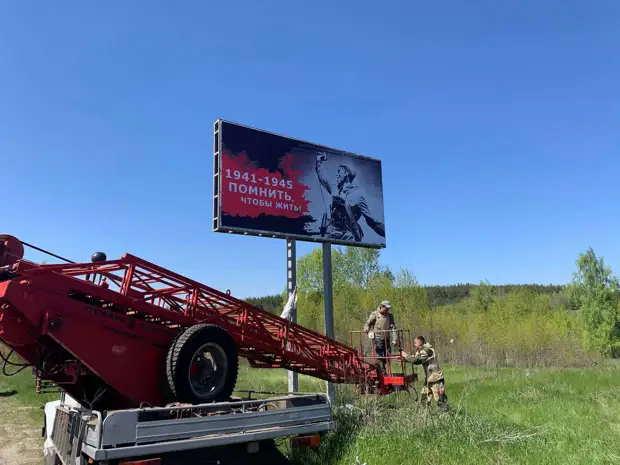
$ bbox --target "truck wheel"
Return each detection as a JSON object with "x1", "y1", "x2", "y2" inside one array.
[
  {"x1": 166, "y1": 324, "x2": 239, "y2": 404},
  {"x1": 163, "y1": 329, "x2": 185, "y2": 402}
]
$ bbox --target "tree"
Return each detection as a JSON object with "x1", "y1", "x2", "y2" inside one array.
[
  {"x1": 245, "y1": 295, "x2": 283, "y2": 314},
  {"x1": 471, "y1": 280, "x2": 494, "y2": 312},
  {"x1": 296, "y1": 247, "x2": 345, "y2": 303},
  {"x1": 382, "y1": 268, "x2": 396, "y2": 282},
  {"x1": 568, "y1": 247, "x2": 620, "y2": 357},
  {"x1": 341, "y1": 248, "x2": 384, "y2": 289},
  {"x1": 296, "y1": 246, "x2": 392, "y2": 296},
  {"x1": 394, "y1": 268, "x2": 418, "y2": 288}
]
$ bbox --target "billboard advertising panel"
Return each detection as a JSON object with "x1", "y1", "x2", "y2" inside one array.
[{"x1": 213, "y1": 120, "x2": 386, "y2": 248}]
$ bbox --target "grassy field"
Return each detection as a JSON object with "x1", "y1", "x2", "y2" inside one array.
[
  {"x1": 236, "y1": 363, "x2": 620, "y2": 465},
  {"x1": 1, "y1": 362, "x2": 620, "y2": 465}
]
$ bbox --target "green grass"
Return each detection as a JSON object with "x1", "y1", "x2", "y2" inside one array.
[
  {"x1": 0, "y1": 353, "x2": 59, "y2": 423},
  {"x1": 292, "y1": 364, "x2": 620, "y2": 465},
  {"x1": 2, "y1": 360, "x2": 620, "y2": 464},
  {"x1": 233, "y1": 363, "x2": 620, "y2": 465}
]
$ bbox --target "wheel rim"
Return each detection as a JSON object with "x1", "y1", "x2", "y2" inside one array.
[{"x1": 188, "y1": 342, "x2": 229, "y2": 400}]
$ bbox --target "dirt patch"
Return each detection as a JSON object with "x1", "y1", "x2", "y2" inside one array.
[{"x1": 0, "y1": 396, "x2": 43, "y2": 465}]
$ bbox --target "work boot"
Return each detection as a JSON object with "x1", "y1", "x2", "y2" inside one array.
[{"x1": 438, "y1": 396, "x2": 450, "y2": 412}]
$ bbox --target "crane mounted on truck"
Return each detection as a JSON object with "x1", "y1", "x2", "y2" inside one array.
[
  {"x1": 1, "y1": 233, "x2": 417, "y2": 464},
  {"x1": 0, "y1": 233, "x2": 416, "y2": 409}
]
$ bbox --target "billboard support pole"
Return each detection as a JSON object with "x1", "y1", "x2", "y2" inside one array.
[
  {"x1": 286, "y1": 238, "x2": 299, "y2": 393},
  {"x1": 322, "y1": 242, "x2": 336, "y2": 404}
]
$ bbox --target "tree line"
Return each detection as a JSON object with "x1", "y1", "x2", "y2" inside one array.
[
  {"x1": 246, "y1": 282, "x2": 564, "y2": 314},
  {"x1": 245, "y1": 245, "x2": 620, "y2": 364}
]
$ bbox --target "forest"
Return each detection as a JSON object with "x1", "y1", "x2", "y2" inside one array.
[
  {"x1": 246, "y1": 246, "x2": 620, "y2": 367},
  {"x1": 247, "y1": 283, "x2": 565, "y2": 314}
]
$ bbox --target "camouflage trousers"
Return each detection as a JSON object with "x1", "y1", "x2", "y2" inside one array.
[{"x1": 421, "y1": 372, "x2": 449, "y2": 411}]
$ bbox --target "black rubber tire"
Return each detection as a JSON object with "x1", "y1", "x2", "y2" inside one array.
[
  {"x1": 162, "y1": 328, "x2": 186, "y2": 403},
  {"x1": 165, "y1": 324, "x2": 239, "y2": 404}
]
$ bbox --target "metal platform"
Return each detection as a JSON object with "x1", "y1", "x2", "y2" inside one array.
[{"x1": 50, "y1": 394, "x2": 334, "y2": 462}]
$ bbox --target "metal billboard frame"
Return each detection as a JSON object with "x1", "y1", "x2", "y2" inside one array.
[{"x1": 212, "y1": 119, "x2": 386, "y2": 250}]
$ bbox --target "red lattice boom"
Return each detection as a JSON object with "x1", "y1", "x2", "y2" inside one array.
[{"x1": 1, "y1": 236, "x2": 378, "y2": 408}]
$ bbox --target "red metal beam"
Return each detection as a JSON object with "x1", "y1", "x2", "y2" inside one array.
[{"x1": 2, "y1": 248, "x2": 379, "y2": 407}]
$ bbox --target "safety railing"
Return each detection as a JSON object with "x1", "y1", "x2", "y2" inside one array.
[{"x1": 350, "y1": 329, "x2": 414, "y2": 378}]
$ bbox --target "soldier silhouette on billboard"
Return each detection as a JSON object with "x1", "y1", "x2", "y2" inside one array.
[{"x1": 315, "y1": 152, "x2": 385, "y2": 243}]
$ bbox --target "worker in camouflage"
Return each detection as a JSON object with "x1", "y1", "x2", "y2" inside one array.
[
  {"x1": 363, "y1": 301, "x2": 397, "y2": 375},
  {"x1": 400, "y1": 336, "x2": 449, "y2": 411}
]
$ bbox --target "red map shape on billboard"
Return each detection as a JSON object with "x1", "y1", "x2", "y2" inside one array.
[{"x1": 221, "y1": 150, "x2": 311, "y2": 219}]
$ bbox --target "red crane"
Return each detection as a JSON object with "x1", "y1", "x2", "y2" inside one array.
[{"x1": 0, "y1": 234, "x2": 415, "y2": 410}]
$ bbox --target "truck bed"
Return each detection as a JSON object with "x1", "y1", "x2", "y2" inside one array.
[{"x1": 49, "y1": 393, "x2": 334, "y2": 463}]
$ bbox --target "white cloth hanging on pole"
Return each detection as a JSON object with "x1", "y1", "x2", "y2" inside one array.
[{"x1": 280, "y1": 287, "x2": 297, "y2": 320}]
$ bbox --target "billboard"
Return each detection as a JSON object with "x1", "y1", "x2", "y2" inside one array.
[{"x1": 213, "y1": 120, "x2": 386, "y2": 248}]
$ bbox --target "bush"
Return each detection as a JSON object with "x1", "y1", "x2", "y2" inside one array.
[
  {"x1": 295, "y1": 283, "x2": 593, "y2": 369},
  {"x1": 567, "y1": 247, "x2": 620, "y2": 357},
  {"x1": 272, "y1": 245, "x2": 620, "y2": 367}
]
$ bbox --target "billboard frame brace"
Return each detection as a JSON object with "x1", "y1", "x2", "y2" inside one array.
[{"x1": 287, "y1": 238, "x2": 299, "y2": 393}]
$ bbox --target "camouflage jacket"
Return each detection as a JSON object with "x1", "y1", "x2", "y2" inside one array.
[
  {"x1": 405, "y1": 343, "x2": 443, "y2": 383},
  {"x1": 363, "y1": 309, "x2": 397, "y2": 344}
]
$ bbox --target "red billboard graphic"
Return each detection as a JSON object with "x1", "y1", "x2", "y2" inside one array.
[{"x1": 221, "y1": 150, "x2": 311, "y2": 220}]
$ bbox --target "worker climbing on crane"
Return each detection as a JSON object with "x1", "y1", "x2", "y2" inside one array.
[
  {"x1": 363, "y1": 301, "x2": 397, "y2": 375},
  {"x1": 400, "y1": 336, "x2": 450, "y2": 411}
]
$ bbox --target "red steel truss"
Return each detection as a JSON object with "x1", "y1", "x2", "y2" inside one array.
[{"x1": 0, "y1": 236, "x2": 379, "y2": 408}]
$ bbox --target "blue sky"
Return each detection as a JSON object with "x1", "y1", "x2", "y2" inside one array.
[{"x1": 1, "y1": 1, "x2": 618, "y2": 298}]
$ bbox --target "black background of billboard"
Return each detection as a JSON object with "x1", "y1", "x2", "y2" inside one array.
[
  {"x1": 221, "y1": 122, "x2": 329, "y2": 171},
  {"x1": 218, "y1": 121, "x2": 383, "y2": 245}
]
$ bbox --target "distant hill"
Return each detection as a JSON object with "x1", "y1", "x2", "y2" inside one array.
[{"x1": 245, "y1": 283, "x2": 565, "y2": 314}]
